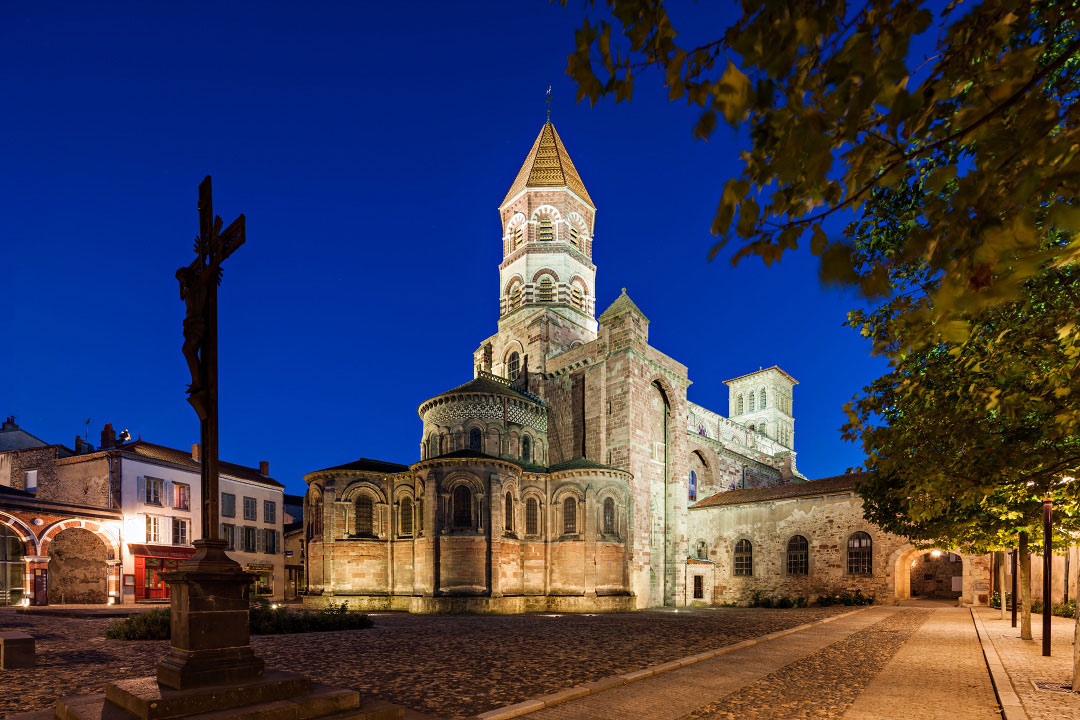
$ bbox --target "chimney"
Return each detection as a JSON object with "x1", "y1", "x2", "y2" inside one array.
[
  {"x1": 259, "y1": 460, "x2": 269, "y2": 476},
  {"x1": 74, "y1": 436, "x2": 82, "y2": 454},
  {"x1": 192, "y1": 443, "x2": 200, "y2": 462},
  {"x1": 1, "y1": 416, "x2": 17, "y2": 431},
  {"x1": 100, "y1": 423, "x2": 116, "y2": 449}
]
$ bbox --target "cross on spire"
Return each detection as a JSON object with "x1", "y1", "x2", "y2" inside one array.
[{"x1": 546, "y1": 85, "x2": 552, "y2": 123}]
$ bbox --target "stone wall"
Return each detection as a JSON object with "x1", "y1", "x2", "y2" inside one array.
[
  {"x1": 54, "y1": 454, "x2": 112, "y2": 508},
  {"x1": 47, "y1": 527, "x2": 107, "y2": 604},
  {"x1": 910, "y1": 552, "x2": 963, "y2": 599}
]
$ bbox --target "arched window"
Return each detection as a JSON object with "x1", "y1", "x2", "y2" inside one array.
[
  {"x1": 525, "y1": 497, "x2": 539, "y2": 535},
  {"x1": 507, "y1": 351, "x2": 520, "y2": 381},
  {"x1": 537, "y1": 276, "x2": 554, "y2": 302},
  {"x1": 848, "y1": 532, "x2": 873, "y2": 574},
  {"x1": 508, "y1": 283, "x2": 523, "y2": 311},
  {"x1": 400, "y1": 499, "x2": 413, "y2": 536},
  {"x1": 452, "y1": 486, "x2": 472, "y2": 529},
  {"x1": 688, "y1": 470, "x2": 697, "y2": 502},
  {"x1": 538, "y1": 214, "x2": 554, "y2": 241},
  {"x1": 563, "y1": 496, "x2": 577, "y2": 534},
  {"x1": 736, "y1": 394, "x2": 744, "y2": 415},
  {"x1": 760, "y1": 387, "x2": 767, "y2": 409},
  {"x1": 504, "y1": 492, "x2": 513, "y2": 532},
  {"x1": 787, "y1": 535, "x2": 808, "y2": 575},
  {"x1": 521, "y1": 435, "x2": 531, "y2": 463},
  {"x1": 355, "y1": 496, "x2": 374, "y2": 537},
  {"x1": 748, "y1": 391, "x2": 755, "y2": 412},
  {"x1": 469, "y1": 428, "x2": 482, "y2": 451},
  {"x1": 568, "y1": 222, "x2": 581, "y2": 248},
  {"x1": 696, "y1": 540, "x2": 708, "y2": 559},
  {"x1": 571, "y1": 284, "x2": 584, "y2": 309},
  {"x1": 734, "y1": 539, "x2": 753, "y2": 576},
  {"x1": 602, "y1": 497, "x2": 615, "y2": 535}
]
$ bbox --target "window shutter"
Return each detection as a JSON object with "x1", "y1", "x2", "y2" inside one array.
[
  {"x1": 137, "y1": 476, "x2": 145, "y2": 504},
  {"x1": 256, "y1": 529, "x2": 265, "y2": 553},
  {"x1": 163, "y1": 481, "x2": 173, "y2": 506},
  {"x1": 275, "y1": 530, "x2": 281, "y2": 554}
]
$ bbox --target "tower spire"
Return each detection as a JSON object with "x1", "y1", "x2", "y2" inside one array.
[{"x1": 546, "y1": 85, "x2": 551, "y2": 123}]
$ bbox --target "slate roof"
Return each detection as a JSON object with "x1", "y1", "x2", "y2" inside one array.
[
  {"x1": 501, "y1": 122, "x2": 593, "y2": 207},
  {"x1": 117, "y1": 440, "x2": 284, "y2": 488},
  {"x1": 690, "y1": 472, "x2": 865, "y2": 509},
  {"x1": 598, "y1": 288, "x2": 648, "y2": 324},
  {"x1": 309, "y1": 457, "x2": 410, "y2": 475}
]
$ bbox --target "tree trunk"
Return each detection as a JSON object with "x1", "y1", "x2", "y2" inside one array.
[
  {"x1": 1020, "y1": 531, "x2": 1032, "y2": 640},
  {"x1": 998, "y1": 550, "x2": 1007, "y2": 621}
]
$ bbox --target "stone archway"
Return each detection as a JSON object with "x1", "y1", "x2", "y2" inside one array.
[
  {"x1": 891, "y1": 546, "x2": 985, "y2": 605},
  {"x1": 909, "y1": 551, "x2": 964, "y2": 600},
  {"x1": 47, "y1": 528, "x2": 107, "y2": 604}
]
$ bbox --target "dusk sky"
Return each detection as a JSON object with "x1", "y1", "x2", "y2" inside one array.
[{"x1": 4, "y1": 1, "x2": 888, "y2": 497}]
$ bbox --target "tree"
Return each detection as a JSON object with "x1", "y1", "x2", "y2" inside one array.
[{"x1": 563, "y1": 0, "x2": 1080, "y2": 362}]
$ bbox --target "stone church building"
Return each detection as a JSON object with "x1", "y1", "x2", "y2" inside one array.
[{"x1": 302, "y1": 122, "x2": 991, "y2": 612}]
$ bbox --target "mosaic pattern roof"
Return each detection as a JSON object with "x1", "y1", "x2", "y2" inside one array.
[{"x1": 501, "y1": 122, "x2": 594, "y2": 207}]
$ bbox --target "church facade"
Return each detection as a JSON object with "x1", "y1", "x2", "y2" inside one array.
[{"x1": 302, "y1": 122, "x2": 991, "y2": 612}]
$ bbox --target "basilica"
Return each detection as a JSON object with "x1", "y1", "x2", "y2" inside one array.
[{"x1": 301, "y1": 122, "x2": 993, "y2": 612}]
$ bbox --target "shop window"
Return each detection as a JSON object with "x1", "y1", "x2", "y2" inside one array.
[
  {"x1": 603, "y1": 497, "x2": 615, "y2": 535},
  {"x1": 563, "y1": 497, "x2": 577, "y2": 534},
  {"x1": 453, "y1": 486, "x2": 472, "y2": 529},
  {"x1": 734, "y1": 539, "x2": 753, "y2": 576},
  {"x1": 787, "y1": 535, "x2": 809, "y2": 575},
  {"x1": 847, "y1": 532, "x2": 873, "y2": 574},
  {"x1": 693, "y1": 575, "x2": 704, "y2": 599},
  {"x1": 222, "y1": 492, "x2": 236, "y2": 518},
  {"x1": 526, "y1": 497, "x2": 539, "y2": 535}
]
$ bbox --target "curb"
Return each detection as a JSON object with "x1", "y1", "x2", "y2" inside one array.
[
  {"x1": 474, "y1": 606, "x2": 872, "y2": 720},
  {"x1": 970, "y1": 608, "x2": 1030, "y2": 720}
]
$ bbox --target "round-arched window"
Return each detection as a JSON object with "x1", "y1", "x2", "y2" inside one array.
[
  {"x1": 507, "y1": 352, "x2": 520, "y2": 381},
  {"x1": 563, "y1": 496, "x2": 577, "y2": 534},
  {"x1": 521, "y1": 435, "x2": 531, "y2": 463},
  {"x1": 452, "y1": 486, "x2": 472, "y2": 529},
  {"x1": 602, "y1": 497, "x2": 615, "y2": 535},
  {"x1": 504, "y1": 492, "x2": 513, "y2": 532},
  {"x1": 689, "y1": 470, "x2": 697, "y2": 502},
  {"x1": 469, "y1": 428, "x2": 482, "y2": 451}
]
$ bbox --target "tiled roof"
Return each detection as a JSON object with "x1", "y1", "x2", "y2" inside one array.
[
  {"x1": 501, "y1": 122, "x2": 593, "y2": 207},
  {"x1": 309, "y1": 457, "x2": 410, "y2": 475},
  {"x1": 723, "y1": 365, "x2": 799, "y2": 385},
  {"x1": 548, "y1": 457, "x2": 624, "y2": 473},
  {"x1": 428, "y1": 376, "x2": 544, "y2": 406},
  {"x1": 691, "y1": 472, "x2": 865, "y2": 509},
  {"x1": 118, "y1": 440, "x2": 284, "y2": 488},
  {"x1": 598, "y1": 288, "x2": 648, "y2": 324}
]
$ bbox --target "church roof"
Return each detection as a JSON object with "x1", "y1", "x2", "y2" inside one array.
[
  {"x1": 309, "y1": 457, "x2": 410, "y2": 475},
  {"x1": 429, "y1": 376, "x2": 544, "y2": 406},
  {"x1": 501, "y1": 122, "x2": 593, "y2": 207},
  {"x1": 690, "y1": 472, "x2": 866, "y2": 509},
  {"x1": 723, "y1": 365, "x2": 799, "y2": 385},
  {"x1": 547, "y1": 457, "x2": 624, "y2": 473},
  {"x1": 598, "y1": 288, "x2": 649, "y2": 324}
]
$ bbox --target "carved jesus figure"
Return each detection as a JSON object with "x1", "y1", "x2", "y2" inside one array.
[{"x1": 177, "y1": 260, "x2": 209, "y2": 420}]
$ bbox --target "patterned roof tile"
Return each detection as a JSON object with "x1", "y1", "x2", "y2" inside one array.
[{"x1": 501, "y1": 123, "x2": 593, "y2": 207}]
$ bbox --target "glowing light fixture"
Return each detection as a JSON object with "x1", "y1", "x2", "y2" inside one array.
[{"x1": 931, "y1": 550, "x2": 943, "y2": 557}]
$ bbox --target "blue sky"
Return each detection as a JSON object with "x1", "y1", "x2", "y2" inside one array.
[{"x1": 3, "y1": 1, "x2": 889, "y2": 497}]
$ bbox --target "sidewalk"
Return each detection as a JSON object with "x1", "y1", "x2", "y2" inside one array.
[
  {"x1": 972, "y1": 607, "x2": 1080, "y2": 720},
  {"x1": 486, "y1": 607, "x2": 1001, "y2": 720}
]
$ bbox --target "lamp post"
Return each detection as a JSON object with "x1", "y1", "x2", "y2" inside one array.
[
  {"x1": 1011, "y1": 548, "x2": 1017, "y2": 628},
  {"x1": 1043, "y1": 496, "x2": 1052, "y2": 657}
]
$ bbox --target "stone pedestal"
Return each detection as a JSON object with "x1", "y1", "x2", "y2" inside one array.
[
  {"x1": 0, "y1": 631, "x2": 35, "y2": 669},
  {"x1": 155, "y1": 539, "x2": 263, "y2": 690}
]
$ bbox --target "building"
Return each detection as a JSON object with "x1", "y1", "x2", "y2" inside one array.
[{"x1": 0, "y1": 421, "x2": 286, "y2": 604}]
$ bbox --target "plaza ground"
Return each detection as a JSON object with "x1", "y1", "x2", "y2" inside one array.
[{"x1": 1, "y1": 602, "x2": 1078, "y2": 719}]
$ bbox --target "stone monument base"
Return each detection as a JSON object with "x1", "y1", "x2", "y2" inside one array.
[{"x1": 12, "y1": 670, "x2": 402, "y2": 720}]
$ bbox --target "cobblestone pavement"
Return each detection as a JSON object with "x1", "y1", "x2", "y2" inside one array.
[
  {"x1": 842, "y1": 608, "x2": 1000, "y2": 720},
  {"x1": 974, "y1": 607, "x2": 1080, "y2": 720},
  {"x1": 0, "y1": 605, "x2": 849, "y2": 719},
  {"x1": 525, "y1": 607, "x2": 894, "y2": 720}
]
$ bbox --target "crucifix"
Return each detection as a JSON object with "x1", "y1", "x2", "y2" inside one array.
[{"x1": 177, "y1": 176, "x2": 245, "y2": 543}]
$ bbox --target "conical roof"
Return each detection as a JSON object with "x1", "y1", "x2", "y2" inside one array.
[
  {"x1": 501, "y1": 122, "x2": 593, "y2": 207},
  {"x1": 598, "y1": 288, "x2": 649, "y2": 323}
]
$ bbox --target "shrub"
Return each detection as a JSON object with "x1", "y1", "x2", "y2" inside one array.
[
  {"x1": 814, "y1": 590, "x2": 875, "y2": 607},
  {"x1": 104, "y1": 608, "x2": 171, "y2": 640},
  {"x1": 105, "y1": 600, "x2": 373, "y2": 640},
  {"x1": 990, "y1": 592, "x2": 1013, "y2": 610}
]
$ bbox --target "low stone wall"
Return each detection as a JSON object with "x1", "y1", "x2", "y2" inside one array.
[{"x1": 301, "y1": 592, "x2": 636, "y2": 614}]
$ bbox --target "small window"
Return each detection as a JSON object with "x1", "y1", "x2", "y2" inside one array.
[
  {"x1": 734, "y1": 539, "x2": 753, "y2": 576},
  {"x1": 145, "y1": 477, "x2": 163, "y2": 506},
  {"x1": 689, "y1": 470, "x2": 697, "y2": 502},
  {"x1": 512, "y1": 225, "x2": 523, "y2": 249},
  {"x1": 571, "y1": 284, "x2": 584, "y2": 308},
  {"x1": 537, "y1": 277, "x2": 554, "y2": 302},
  {"x1": 263, "y1": 500, "x2": 276, "y2": 524},
  {"x1": 243, "y1": 496, "x2": 257, "y2": 521},
  {"x1": 145, "y1": 516, "x2": 161, "y2": 544},
  {"x1": 563, "y1": 496, "x2": 577, "y2": 534},
  {"x1": 469, "y1": 428, "x2": 482, "y2": 451},
  {"x1": 787, "y1": 535, "x2": 809, "y2": 575},
  {"x1": 736, "y1": 394, "x2": 744, "y2": 415},
  {"x1": 696, "y1": 540, "x2": 707, "y2": 560},
  {"x1": 603, "y1": 497, "x2": 615, "y2": 535},
  {"x1": 243, "y1": 526, "x2": 257, "y2": 552},
  {"x1": 174, "y1": 482, "x2": 190, "y2": 510},
  {"x1": 693, "y1": 575, "x2": 704, "y2": 599},
  {"x1": 508, "y1": 284, "x2": 523, "y2": 311},
  {"x1": 538, "y1": 215, "x2": 554, "y2": 241},
  {"x1": 221, "y1": 523, "x2": 236, "y2": 551},
  {"x1": 221, "y1": 492, "x2": 236, "y2": 518},
  {"x1": 507, "y1": 352, "x2": 520, "y2": 381},
  {"x1": 848, "y1": 532, "x2": 873, "y2": 574},
  {"x1": 526, "y1": 497, "x2": 539, "y2": 535},
  {"x1": 521, "y1": 435, "x2": 531, "y2": 463},
  {"x1": 355, "y1": 496, "x2": 374, "y2": 536},
  {"x1": 749, "y1": 391, "x2": 755, "y2": 412},
  {"x1": 504, "y1": 492, "x2": 513, "y2": 532},
  {"x1": 24, "y1": 470, "x2": 38, "y2": 492},
  {"x1": 453, "y1": 486, "x2": 472, "y2": 529},
  {"x1": 400, "y1": 499, "x2": 413, "y2": 536},
  {"x1": 760, "y1": 387, "x2": 767, "y2": 409},
  {"x1": 172, "y1": 517, "x2": 188, "y2": 546}
]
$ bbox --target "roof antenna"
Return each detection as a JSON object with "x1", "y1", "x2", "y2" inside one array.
[{"x1": 546, "y1": 85, "x2": 552, "y2": 123}]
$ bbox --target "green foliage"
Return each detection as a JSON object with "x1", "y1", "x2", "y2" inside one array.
[
  {"x1": 814, "y1": 590, "x2": 875, "y2": 606},
  {"x1": 104, "y1": 608, "x2": 172, "y2": 640},
  {"x1": 990, "y1": 592, "x2": 1014, "y2": 610},
  {"x1": 562, "y1": 0, "x2": 1080, "y2": 365},
  {"x1": 747, "y1": 591, "x2": 809, "y2": 608},
  {"x1": 104, "y1": 600, "x2": 373, "y2": 640}
]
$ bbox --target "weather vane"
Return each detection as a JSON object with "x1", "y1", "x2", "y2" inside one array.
[{"x1": 546, "y1": 85, "x2": 552, "y2": 123}]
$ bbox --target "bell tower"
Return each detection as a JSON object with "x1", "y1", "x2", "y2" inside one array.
[{"x1": 475, "y1": 122, "x2": 599, "y2": 382}]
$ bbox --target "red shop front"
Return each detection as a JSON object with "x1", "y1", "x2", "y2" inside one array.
[{"x1": 128, "y1": 544, "x2": 196, "y2": 602}]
